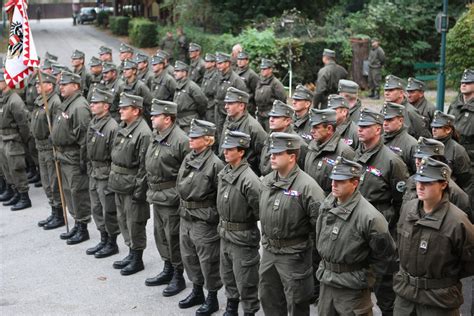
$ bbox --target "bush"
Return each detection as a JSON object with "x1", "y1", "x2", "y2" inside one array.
[
  {"x1": 96, "y1": 10, "x2": 109, "y2": 27},
  {"x1": 129, "y1": 18, "x2": 157, "y2": 48},
  {"x1": 110, "y1": 16, "x2": 130, "y2": 36}
]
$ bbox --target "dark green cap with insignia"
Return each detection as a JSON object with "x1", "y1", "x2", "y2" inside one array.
[
  {"x1": 71, "y1": 49, "x2": 85, "y2": 59},
  {"x1": 134, "y1": 53, "x2": 149, "y2": 64},
  {"x1": 90, "y1": 88, "x2": 113, "y2": 104},
  {"x1": 292, "y1": 84, "x2": 314, "y2": 100},
  {"x1": 260, "y1": 58, "x2": 274, "y2": 69},
  {"x1": 204, "y1": 53, "x2": 216, "y2": 62},
  {"x1": 327, "y1": 94, "x2": 349, "y2": 109},
  {"x1": 268, "y1": 100, "x2": 294, "y2": 118},
  {"x1": 357, "y1": 108, "x2": 384, "y2": 126},
  {"x1": 221, "y1": 130, "x2": 251, "y2": 149},
  {"x1": 99, "y1": 46, "x2": 112, "y2": 55},
  {"x1": 88, "y1": 56, "x2": 102, "y2": 67},
  {"x1": 224, "y1": 87, "x2": 249, "y2": 104},
  {"x1": 237, "y1": 51, "x2": 249, "y2": 60},
  {"x1": 41, "y1": 59, "x2": 55, "y2": 70},
  {"x1": 414, "y1": 137, "x2": 445, "y2": 158},
  {"x1": 269, "y1": 132, "x2": 302, "y2": 154},
  {"x1": 338, "y1": 79, "x2": 359, "y2": 94},
  {"x1": 461, "y1": 69, "x2": 474, "y2": 83},
  {"x1": 384, "y1": 75, "x2": 405, "y2": 90},
  {"x1": 406, "y1": 77, "x2": 425, "y2": 91},
  {"x1": 330, "y1": 156, "x2": 363, "y2": 180},
  {"x1": 123, "y1": 59, "x2": 137, "y2": 69},
  {"x1": 188, "y1": 42, "x2": 201, "y2": 52},
  {"x1": 431, "y1": 110, "x2": 455, "y2": 128},
  {"x1": 51, "y1": 64, "x2": 71, "y2": 76},
  {"x1": 310, "y1": 108, "x2": 337, "y2": 126},
  {"x1": 216, "y1": 52, "x2": 231, "y2": 63},
  {"x1": 45, "y1": 51, "x2": 58, "y2": 62},
  {"x1": 120, "y1": 43, "x2": 134, "y2": 53},
  {"x1": 174, "y1": 60, "x2": 189, "y2": 72},
  {"x1": 188, "y1": 119, "x2": 216, "y2": 137},
  {"x1": 322, "y1": 48, "x2": 336, "y2": 58},
  {"x1": 151, "y1": 55, "x2": 165, "y2": 65},
  {"x1": 59, "y1": 71, "x2": 81, "y2": 86},
  {"x1": 102, "y1": 62, "x2": 117, "y2": 73},
  {"x1": 157, "y1": 50, "x2": 170, "y2": 60},
  {"x1": 414, "y1": 156, "x2": 451, "y2": 182},
  {"x1": 382, "y1": 102, "x2": 405, "y2": 119},
  {"x1": 150, "y1": 99, "x2": 178, "y2": 115},
  {"x1": 39, "y1": 71, "x2": 56, "y2": 84},
  {"x1": 119, "y1": 92, "x2": 143, "y2": 108}
]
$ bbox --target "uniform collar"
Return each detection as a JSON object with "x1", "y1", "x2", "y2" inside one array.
[
  {"x1": 383, "y1": 126, "x2": 407, "y2": 142},
  {"x1": 308, "y1": 131, "x2": 340, "y2": 154},
  {"x1": 321, "y1": 190, "x2": 362, "y2": 221},
  {"x1": 221, "y1": 159, "x2": 250, "y2": 184},
  {"x1": 405, "y1": 193, "x2": 450, "y2": 230},
  {"x1": 186, "y1": 147, "x2": 213, "y2": 170},
  {"x1": 356, "y1": 139, "x2": 384, "y2": 163},
  {"x1": 62, "y1": 92, "x2": 83, "y2": 110},
  {"x1": 269, "y1": 165, "x2": 300, "y2": 190},
  {"x1": 259, "y1": 74, "x2": 274, "y2": 85},
  {"x1": 176, "y1": 77, "x2": 189, "y2": 89},
  {"x1": 154, "y1": 123, "x2": 176, "y2": 143},
  {"x1": 118, "y1": 116, "x2": 143, "y2": 137},
  {"x1": 294, "y1": 111, "x2": 310, "y2": 128},
  {"x1": 349, "y1": 99, "x2": 362, "y2": 116}
]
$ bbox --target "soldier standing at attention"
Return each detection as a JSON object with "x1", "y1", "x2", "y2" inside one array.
[
  {"x1": 406, "y1": 77, "x2": 436, "y2": 127},
  {"x1": 144, "y1": 100, "x2": 190, "y2": 297},
  {"x1": 338, "y1": 79, "x2": 363, "y2": 123},
  {"x1": 159, "y1": 32, "x2": 175, "y2": 60},
  {"x1": 118, "y1": 43, "x2": 134, "y2": 76},
  {"x1": 236, "y1": 51, "x2": 259, "y2": 117},
  {"x1": 148, "y1": 55, "x2": 176, "y2": 102},
  {"x1": 108, "y1": 93, "x2": 152, "y2": 276},
  {"x1": 157, "y1": 50, "x2": 175, "y2": 77},
  {"x1": 134, "y1": 53, "x2": 152, "y2": 84},
  {"x1": 313, "y1": 49, "x2": 348, "y2": 109},
  {"x1": 71, "y1": 50, "x2": 92, "y2": 97},
  {"x1": 218, "y1": 131, "x2": 261, "y2": 316},
  {"x1": 328, "y1": 94, "x2": 359, "y2": 149},
  {"x1": 176, "y1": 119, "x2": 224, "y2": 315},
  {"x1": 367, "y1": 38, "x2": 385, "y2": 99},
  {"x1": 176, "y1": 27, "x2": 188, "y2": 63},
  {"x1": 316, "y1": 157, "x2": 396, "y2": 316},
  {"x1": 98, "y1": 46, "x2": 113, "y2": 63},
  {"x1": 188, "y1": 43, "x2": 206, "y2": 85},
  {"x1": 101, "y1": 62, "x2": 125, "y2": 122},
  {"x1": 254, "y1": 58, "x2": 287, "y2": 132},
  {"x1": 122, "y1": 60, "x2": 153, "y2": 122},
  {"x1": 259, "y1": 132, "x2": 325, "y2": 316},
  {"x1": 291, "y1": 84, "x2": 314, "y2": 143},
  {"x1": 200, "y1": 53, "x2": 219, "y2": 123},
  {"x1": 86, "y1": 56, "x2": 103, "y2": 102}
]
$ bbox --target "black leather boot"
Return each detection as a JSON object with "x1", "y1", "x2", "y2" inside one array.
[
  {"x1": 66, "y1": 222, "x2": 90, "y2": 245},
  {"x1": 95, "y1": 234, "x2": 119, "y2": 258},
  {"x1": 163, "y1": 266, "x2": 186, "y2": 297},
  {"x1": 44, "y1": 206, "x2": 65, "y2": 230},
  {"x1": 120, "y1": 249, "x2": 144, "y2": 275},
  {"x1": 0, "y1": 184, "x2": 14, "y2": 202},
  {"x1": 113, "y1": 248, "x2": 133, "y2": 269},
  {"x1": 223, "y1": 298, "x2": 239, "y2": 316},
  {"x1": 196, "y1": 290, "x2": 219, "y2": 316},
  {"x1": 179, "y1": 284, "x2": 205, "y2": 309},
  {"x1": 60, "y1": 222, "x2": 79, "y2": 239},
  {"x1": 86, "y1": 230, "x2": 108, "y2": 255},
  {"x1": 145, "y1": 260, "x2": 174, "y2": 286},
  {"x1": 27, "y1": 166, "x2": 41, "y2": 184},
  {"x1": 38, "y1": 207, "x2": 55, "y2": 227},
  {"x1": 3, "y1": 189, "x2": 20, "y2": 206},
  {"x1": 11, "y1": 192, "x2": 32, "y2": 211}
]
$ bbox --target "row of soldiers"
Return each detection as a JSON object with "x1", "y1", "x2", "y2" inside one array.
[{"x1": 0, "y1": 42, "x2": 473, "y2": 315}]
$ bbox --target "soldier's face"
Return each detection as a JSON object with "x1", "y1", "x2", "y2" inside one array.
[
  {"x1": 90, "y1": 65, "x2": 103, "y2": 76},
  {"x1": 99, "y1": 53, "x2": 112, "y2": 62},
  {"x1": 152, "y1": 63, "x2": 164, "y2": 73},
  {"x1": 189, "y1": 136, "x2": 207, "y2": 152},
  {"x1": 432, "y1": 126, "x2": 451, "y2": 139},
  {"x1": 331, "y1": 179, "x2": 358, "y2": 202},
  {"x1": 311, "y1": 123, "x2": 332, "y2": 143},
  {"x1": 339, "y1": 92, "x2": 357, "y2": 106},
  {"x1": 103, "y1": 70, "x2": 116, "y2": 82},
  {"x1": 460, "y1": 82, "x2": 474, "y2": 95},
  {"x1": 269, "y1": 116, "x2": 290, "y2": 131},
  {"x1": 174, "y1": 70, "x2": 186, "y2": 80},
  {"x1": 260, "y1": 68, "x2": 272, "y2": 78},
  {"x1": 291, "y1": 99, "x2": 311, "y2": 114},
  {"x1": 357, "y1": 124, "x2": 380, "y2": 143},
  {"x1": 123, "y1": 68, "x2": 135, "y2": 79},
  {"x1": 225, "y1": 102, "x2": 245, "y2": 117},
  {"x1": 384, "y1": 88, "x2": 404, "y2": 103},
  {"x1": 383, "y1": 117, "x2": 403, "y2": 133},
  {"x1": 119, "y1": 106, "x2": 139, "y2": 123},
  {"x1": 137, "y1": 62, "x2": 148, "y2": 71},
  {"x1": 59, "y1": 83, "x2": 79, "y2": 98},
  {"x1": 223, "y1": 147, "x2": 244, "y2": 165},
  {"x1": 416, "y1": 180, "x2": 446, "y2": 203},
  {"x1": 120, "y1": 52, "x2": 132, "y2": 61},
  {"x1": 36, "y1": 82, "x2": 53, "y2": 95},
  {"x1": 407, "y1": 90, "x2": 424, "y2": 104},
  {"x1": 90, "y1": 102, "x2": 108, "y2": 117},
  {"x1": 237, "y1": 59, "x2": 248, "y2": 68},
  {"x1": 151, "y1": 114, "x2": 167, "y2": 131},
  {"x1": 334, "y1": 107, "x2": 348, "y2": 124},
  {"x1": 204, "y1": 61, "x2": 215, "y2": 70},
  {"x1": 189, "y1": 50, "x2": 199, "y2": 59},
  {"x1": 71, "y1": 58, "x2": 83, "y2": 67},
  {"x1": 217, "y1": 61, "x2": 230, "y2": 73},
  {"x1": 270, "y1": 151, "x2": 296, "y2": 171}
]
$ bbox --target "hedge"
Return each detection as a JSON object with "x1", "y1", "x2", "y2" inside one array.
[
  {"x1": 96, "y1": 11, "x2": 109, "y2": 27},
  {"x1": 110, "y1": 16, "x2": 130, "y2": 36},
  {"x1": 129, "y1": 18, "x2": 157, "y2": 48}
]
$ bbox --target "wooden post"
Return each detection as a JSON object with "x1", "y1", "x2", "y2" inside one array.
[{"x1": 350, "y1": 37, "x2": 370, "y2": 90}]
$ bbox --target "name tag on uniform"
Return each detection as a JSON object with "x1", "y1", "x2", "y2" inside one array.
[
  {"x1": 323, "y1": 157, "x2": 336, "y2": 166},
  {"x1": 283, "y1": 190, "x2": 300, "y2": 197},
  {"x1": 389, "y1": 146, "x2": 402, "y2": 154}
]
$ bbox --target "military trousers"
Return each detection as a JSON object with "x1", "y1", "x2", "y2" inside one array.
[
  {"x1": 180, "y1": 217, "x2": 222, "y2": 291},
  {"x1": 368, "y1": 68, "x2": 382, "y2": 90},
  {"x1": 89, "y1": 177, "x2": 119, "y2": 236},
  {"x1": 152, "y1": 204, "x2": 182, "y2": 268},
  {"x1": 38, "y1": 148, "x2": 61, "y2": 207},
  {"x1": 394, "y1": 295, "x2": 459, "y2": 316},
  {"x1": 0, "y1": 139, "x2": 29, "y2": 193},
  {"x1": 115, "y1": 193, "x2": 149, "y2": 250},
  {"x1": 259, "y1": 247, "x2": 313, "y2": 316},
  {"x1": 59, "y1": 161, "x2": 91, "y2": 222},
  {"x1": 318, "y1": 284, "x2": 373, "y2": 316},
  {"x1": 220, "y1": 238, "x2": 260, "y2": 313}
]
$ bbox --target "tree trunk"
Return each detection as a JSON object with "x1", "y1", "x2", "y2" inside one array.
[{"x1": 350, "y1": 37, "x2": 369, "y2": 90}]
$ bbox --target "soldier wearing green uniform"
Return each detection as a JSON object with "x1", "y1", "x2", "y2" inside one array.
[
  {"x1": 316, "y1": 157, "x2": 396, "y2": 316},
  {"x1": 188, "y1": 43, "x2": 206, "y2": 85},
  {"x1": 108, "y1": 93, "x2": 152, "y2": 275},
  {"x1": 148, "y1": 55, "x2": 176, "y2": 102},
  {"x1": 200, "y1": 53, "x2": 219, "y2": 123},
  {"x1": 118, "y1": 43, "x2": 134, "y2": 76},
  {"x1": 144, "y1": 100, "x2": 189, "y2": 297},
  {"x1": 394, "y1": 157, "x2": 474, "y2": 315},
  {"x1": 338, "y1": 79, "x2": 363, "y2": 124},
  {"x1": 367, "y1": 38, "x2": 385, "y2": 99},
  {"x1": 86, "y1": 56, "x2": 103, "y2": 102},
  {"x1": 135, "y1": 53, "x2": 152, "y2": 85},
  {"x1": 259, "y1": 132, "x2": 325, "y2": 316},
  {"x1": 98, "y1": 46, "x2": 113, "y2": 63},
  {"x1": 406, "y1": 77, "x2": 436, "y2": 126},
  {"x1": 313, "y1": 49, "x2": 348, "y2": 109},
  {"x1": 328, "y1": 94, "x2": 359, "y2": 149},
  {"x1": 218, "y1": 131, "x2": 261, "y2": 316},
  {"x1": 122, "y1": 60, "x2": 153, "y2": 123},
  {"x1": 50, "y1": 71, "x2": 92, "y2": 243},
  {"x1": 101, "y1": 62, "x2": 125, "y2": 122},
  {"x1": 291, "y1": 84, "x2": 314, "y2": 143},
  {"x1": 0, "y1": 70, "x2": 32, "y2": 210},
  {"x1": 85, "y1": 89, "x2": 120, "y2": 259},
  {"x1": 159, "y1": 32, "x2": 175, "y2": 60},
  {"x1": 71, "y1": 50, "x2": 92, "y2": 97},
  {"x1": 254, "y1": 58, "x2": 287, "y2": 132},
  {"x1": 236, "y1": 52, "x2": 259, "y2": 117},
  {"x1": 176, "y1": 119, "x2": 224, "y2": 315},
  {"x1": 157, "y1": 50, "x2": 175, "y2": 77}
]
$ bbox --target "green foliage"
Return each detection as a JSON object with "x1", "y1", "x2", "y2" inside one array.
[
  {"x1": 446, "y1": 4, "x2": 474, "y2": 87},
  {"x1": 96, "y1": 11, "x2": 109, "y2": 27},
  {"x1": 129, "y1": 18, "x2": 157, "y2": 48},
  {"x1": 110, "y1": 16, "x2": 130, "y2": 36}
]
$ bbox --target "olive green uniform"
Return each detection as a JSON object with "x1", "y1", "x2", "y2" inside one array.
[
  {"x1": 173, "y1": 78, "x2": 207, "y2": 132},
  {"x1": 254, "y1": 75, "x2": 287, "y2": 131},
  {"x1": 337, "y1": 117, "x2": 359, "y2": 150},
  {"x1": 237, "y1": 66, "x2": 259, "y2": 117},
  {"x1": 148, "y1": 70, "x2": 176, "y2": 102},
  {"x1": 103, "y1": 77, "x2": 125, "y2": 121},
  {"x1": 189, "y1": 57, "x2": 206, "y2": 85},
  {"x1": 314, "y1": 61, "x2": 348, "y2": 109},
  {"x1": 137, "y1": 69, "x2": 152, "y2": 85},
  {"x1": 413, "y1": 96, "x2": 435, "y2": 127},
  {"x1": 201, "y1": 68, "x2": 219, "y2": 122},
  {"x1": 108, "y1": 117, "x2": 152, "y2": 250},
  {"x1": 86, "y1": 73, "x2": 103, "y2": 102},
  {"x1": 349, "y1": 99, "x2": 362, "y2": 123},
  {"x1": 383, "y1": 127, "x2": 418, "y2": 174},
  {"x1": 160, "y1": 37, "x2": 175, "y2": 59},
  {"x1": 74, "y1": 66, "x2": 92, "y2": 97},
  {"x1": 368, "y1": 46, "x2": 385, "y2": 92},
  {"x1": 123, "y1": 78, "x2": 153, "y2": 121},
  {"x1": 400, "y1": 98, "x2": 431, "y2": 139},
  {"x1": 293, "y1": 112, "x2": 313, "y2": 143}
]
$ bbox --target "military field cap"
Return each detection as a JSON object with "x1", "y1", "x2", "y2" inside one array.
[
  {"x1": 414, "y1": 156, "x2": 451, "y2": 183},
  {"x1": 414, "y1": 137, "x2": 445, "y2": 158},
  {"x1": 461, "y1": 69, "x2": 474, "y2": 83},
  {"x1": 99, "y1": 46, "x2": 112, "y2": 55},
  {"x1": 174, "y1": 60, "x2": 189, "y2": 72},
  {"x1": 224, "y1": 87, "x2": 249, "y2": 104},
  {"x1": 150, "y1": 99, "x2": 178, "y2": 115},
  {"x1": 269, "y1": 132, "x2": 302, "y2": 154},
  {"x1": 268, "y1": 100, "x2": 294, "y2": 118},
  {"x1": 134, "y1": 53, "x2": 149, "y2": 64},
  {"x1": 157, "y1": 50, "x2": 170, "y2": 59},
  {"x1": 327, "y1": 94, "x2": 349, "y2": 109},
  {"x1": 188, "y1": 119, "x2": 216, "y2": 137},
  {"x1": 310, "y1": 108, "x2": 337, "y2": 126},
  {"x1": 45, "y1": 51, "x2": 58, "y2": 62},
  {"x1": 322, "y1": 48, "x2": 336, "y2": 58},
  {"x1": 41, "y1": 59, "x2": 55, "y2": 70},
  {"x1": 120, "y1": 43, "x2": 134, "y2": 53},
  {"x1": 71, "y1": 49, "x2": 85, "y2": 59},
  {"x1": 188, "y1": 42, "x2": 202, "y2": 52},
  {"x1": 215, "y1": 52, "x2": 231, "y2": 63},
  {"x1": 221, "y1": 130, "x2": 251, "y2": 149},
  {"x1": 102, "y1": 62, "x2": 117, "y2": 73},
  {"x1": 260, "y1": 58, "x2": 274, "y2": 69},
  {"x1": 382, "y1": 102, "x2": 405, "y2": 119},
  {"x1": 292, "y1": 84, "x2": 314, "y2": 100},
  {"x1": 59, "y1": 71, "x2": 81, "y2": 86},
  {"x1": 0, "y1": 69, "x2": 5, "y2": 82},
  {"x1": 338, "y1": 79, "x2": 359, "y2": 94},
  {"x1": 330, "y1": 156, "x2": 364, "y2": 180},
  {"x1": 123, "y1": 59, "x2": 137, "y2": 70},
  {"x1": 90, "y1": 88, "x2": 113, "y2": 104},
  {"x1": 406, "y1": 77, "x2": 425, "y2": 91},
  {"x1": 119, "y1": 92, "x2": 143, "y2": 108},
  {"x1": 151, "y1": 55, "x2": 165, "y2": 65},
  {"x1": 384, "y1": 75, "x2": 405, "y2": 90},
  {"x1": 204, "y1": 53, "x2": 216, "y2": 62},
  {"x1": 357, "y1": 108, "x2": 384, "y2": 126},
  {"x1": 39, "y1": 71, "x2": 56, "y2": 84},
  {"x1": 51, "y1": 64, "x2": 70, "y2": 76},
  {"x1": 88, "y1": 56, "x2": 102, "y2": 67},
  {"x1": 431, "y1": 110, "x2": 455, "y2": 128},
  {"x1": 237, "y1": 51, "x2": 249, "y2": 60}
]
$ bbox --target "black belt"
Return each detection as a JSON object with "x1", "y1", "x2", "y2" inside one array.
[
  {"x1": 219, "y1": 220, "x2": 255, "y2": 231},
  {"x1": 180, "y1": 199, "x2": 215, "y2": 209},
  {"x1": 266, "y1": 236, "x2": 307, "y2": 248},
  {"x1": 321, "y1": 259, "x2": 368, "y2": 273},
  {"x1": 111, "y1": 163, "x2": 138, "y2": 175},
  {"x1": 399, "y1": 270, "x2": 458, "y2": 290},
  {"x1": 149, "y1": 180, "x2": 176, "y2": 191}
]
